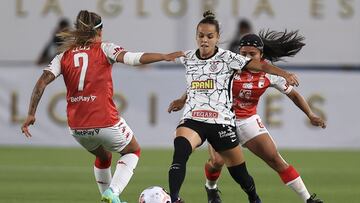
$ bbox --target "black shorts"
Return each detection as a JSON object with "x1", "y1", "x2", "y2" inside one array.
[{"x1": 177, "y1": 119, "x2": 239, "y2": 152}]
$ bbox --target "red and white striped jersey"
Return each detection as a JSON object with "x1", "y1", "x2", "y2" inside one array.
[
  {"x1": 232, "y1": 69, "x2": 293, "y2": 118},
  {"x1": 45, "y1": 42, "x2": 124, "y2": 129}
]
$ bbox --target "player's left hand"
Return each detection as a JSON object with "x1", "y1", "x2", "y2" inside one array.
[
  {"x1": 168, "y1": 99, "x2": 186, "y2": 113},
  {"x1": 284, "y1": 72, "x2": 299, "y2": 87},
  {"x1": 21, "y1": 115, "x2": 36, "y2": 138},
  {"x1": 164, "y1": 51, "x2": 185, "y2": 61},
  {"x1": 308, "y1": 113, "x2": 326, "y2": 129}
]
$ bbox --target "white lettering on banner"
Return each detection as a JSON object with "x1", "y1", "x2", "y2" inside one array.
[
  {"x1": 70, "y1": 95, "x2": 97, "y2": 103},
  {"x1": 192, "y1": 110, "x2": 219, "y2": 118}
]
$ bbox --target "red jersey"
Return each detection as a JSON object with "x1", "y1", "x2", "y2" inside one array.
[
  {"x1": 232, "y1": 69, "x2": 293, "y2": 118},
  {"x1": 45, "y1": 42, "x2": 124, "y2": 129}
]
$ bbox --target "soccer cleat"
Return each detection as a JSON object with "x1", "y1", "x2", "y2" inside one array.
[
  {"x1": 307, "y1": 193, "x2": 323, "y2": 203},
  {"x1": 205, "y1": 186, "x2": 222, "y2": 203},
  {"x1": 249, "y1": 195, "x2": 262, "y2": 203},
  {"x1": 101, "y1": 188, "x2": 127, "y2": 203}
]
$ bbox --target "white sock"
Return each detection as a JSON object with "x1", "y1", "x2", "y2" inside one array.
[
  {"x1": 94, "y1": 166, "x2": 112, "y2": 195},
  {"x1": 109, "y1": 153, "x2": 139, "y2": 196},
  {"x1": 205, "y1": 179, "x2": 218, "y2": 189},
  {"x1": 286, "y1": 176, "x2": 311, "y2": 202}
]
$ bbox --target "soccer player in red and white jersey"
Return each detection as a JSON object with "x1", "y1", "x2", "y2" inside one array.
[
  {"x1": 168, "y1": 31, "x2": 326, "y2": 203},
  {"x1": 21, "y1": 10, "x2": 183, "y2": 203}
]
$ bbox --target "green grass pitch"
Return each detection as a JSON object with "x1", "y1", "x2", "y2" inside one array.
[{"x1": 0, "y1": 147, "x2": 359, "y2": 203}]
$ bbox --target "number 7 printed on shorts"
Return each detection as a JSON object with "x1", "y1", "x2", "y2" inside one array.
[{"x1": 74, "y1": 53, "x2": 89, "y2": 91}]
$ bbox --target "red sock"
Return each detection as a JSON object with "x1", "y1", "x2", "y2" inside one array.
[
  {"x1": 279, "y1": 165, "x2": 300, "y2": 184},
  {"x1": 204, "y1": 162, "x2": 221, "y2": 181},
  {"x1": 95, "y1": 153, "x2": 112, "y2": 169}
]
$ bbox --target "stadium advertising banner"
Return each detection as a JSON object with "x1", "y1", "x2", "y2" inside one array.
[
  {"x1": 0, "y1": 66, "x2": 359, "y2": 149},
  {"x1": 1, "y1": 0, "x2": 360, "y2": 65}
]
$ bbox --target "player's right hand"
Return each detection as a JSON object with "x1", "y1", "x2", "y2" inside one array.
[
  {"x1": 168, "y1": 99, "x2": 186, "y2": 113},
  {"x1": 309, "y1": 113, "x2": 327, "y2": 129},
  {"x1": 21, "y1": 115, "x2": 36, "y2": 138},
  {"x1": 164, "y1": 51, "x2": 185, "y2": 61}
]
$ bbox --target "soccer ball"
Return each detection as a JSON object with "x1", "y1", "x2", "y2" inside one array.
[{"x1": 138, "y1": 186, "x2": 171, "y2": 203}]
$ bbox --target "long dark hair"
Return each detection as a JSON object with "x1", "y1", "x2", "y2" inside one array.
[
  {"x1": 57, "y1": 10, "x2": 103, "y2": 52},
  {"x1": 260, "y1": 29, "x2": 305, "y2": 62}
]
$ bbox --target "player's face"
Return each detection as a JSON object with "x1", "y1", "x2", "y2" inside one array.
[
  {"x1": 239, "y1": 46, "x2": 262, "y2": 61},
  {"x1": 196, "y1": 23, "x2": 219, "y2": 57}
]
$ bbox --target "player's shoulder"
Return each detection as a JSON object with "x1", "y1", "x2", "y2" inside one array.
[
  {"x1": 184, "y1": 49, "x2": 196, "y2": 57},
  {"x1": 265, "y1": 72, "x2": 286, "y2": 84}
]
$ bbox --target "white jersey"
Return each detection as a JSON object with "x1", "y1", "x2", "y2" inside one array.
[{"x1": 179, "y1": 48, "x2": 251, "y2": 125}]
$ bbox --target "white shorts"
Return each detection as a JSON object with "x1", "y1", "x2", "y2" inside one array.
[
  {"x1": 69, "y1": 118, "x2": 134, "y2": 153},
  {"x1": 235, "y1": 114, "x2": 270, "y2": 145}
]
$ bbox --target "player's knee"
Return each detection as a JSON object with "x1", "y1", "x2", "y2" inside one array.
[
  {"x1": 95, "y1": 153, "x2": 112, "y2": 169},
  {"x1": 210, "y1": 156, "x2": 225, "y2": 169},
  {"x1": 133, "y1": 148, "x2": 141, "y2": 158},
  {"x1": 172, "y1": 136, "x2": 192, "y2": 164}
]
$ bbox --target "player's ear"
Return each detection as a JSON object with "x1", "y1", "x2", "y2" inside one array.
[{"x1": 96, "y1": 29, "x2": 102, "y2": 38}]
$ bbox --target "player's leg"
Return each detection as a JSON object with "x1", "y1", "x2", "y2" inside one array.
[
  {"x1": 70, "y1": 129, "x2": 112, "y2": 196},
  {"x1": 204, "y1": 144, "x2": 224, "y2": 203},
  {"x1": 207, "y1": 124, "x2": 261, "y2": 203},
  {"x1": 245, "y1": 132, "x2": 322, "y2": 203},
  {"x1": 89, "y1": 146, "x2": 113, "y2": 195},
  {"x1": 100, "y1": 119, "x2": 140, "y2": 203},
  {"x1": 169, "y1": 120, "x2": 203, "y2": 203}
]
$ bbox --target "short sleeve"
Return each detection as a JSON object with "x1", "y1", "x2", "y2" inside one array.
[
  {"x1": 44, "y1": 53, "x2": 63, "y2": 77},
  {"x1": 101, "y1": 42, "x2": 125, "y2": 64},
  {"x1": 267, "y1": 74, "x2": 293, "y2": 94},
  {"x1": 227, "y1": 51, "x2": 251, "y2": 70}
]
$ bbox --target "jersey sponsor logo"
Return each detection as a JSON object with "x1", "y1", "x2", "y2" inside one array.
[
  {"x1": 69, "y1": 95, "x2": 97, "y2": 103},
  {"x1": 192, "y1": 110, "x2": 219, "y2": 118},
  {"x1": 239, "y1": 89, "x2": 252, "y2": 100},
  {"x1": 73, "y1": 129, "x2": 100, "y2": 137},
  {"x1": 191, "y1": 79, "x2": 214, "y2": 90},
  {"x1": 243, "y1": 83, "x2": 253, "y2": 89},
  {"x1": 218, "y1": 126, "x2": 237, "y2": 140}
]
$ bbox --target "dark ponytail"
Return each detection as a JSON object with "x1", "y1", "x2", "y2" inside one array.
[
  {"x1": 197, "y1": 10, "x2": 220, "y2": 33},
  {"x1": 259, "y1": 29, "x2": 305, "y2": 62}
]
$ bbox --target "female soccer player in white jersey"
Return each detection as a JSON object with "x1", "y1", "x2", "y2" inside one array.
[
  {"x1": 167, "y1": 11, "x2": 300, "y2": 203},
  {"x1": 21, "y1": 10, "x2": 183, "y2": 203},
  {"x1": 169, "y1": 31, "x2": 326, "y2": 203}
]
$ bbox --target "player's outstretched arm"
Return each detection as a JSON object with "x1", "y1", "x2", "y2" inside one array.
[
  {"x1": 287, "y1": 89, "x2": 326, "y2": 129},
  {"x1": 116, "y1": 51, "x2": 185, "y2": 66},
  {"x1": 246, "y1": 60, "x2": 299, "y2": 87},
  {"x1": 168, "y1": 92, "x2": 187, "y2": 113},
  {"x1": 21, "y1": 71, "x2": 56, "y2": 138}
]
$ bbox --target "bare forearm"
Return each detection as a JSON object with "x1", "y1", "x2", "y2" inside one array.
[
  {"x1": 27, "y1": 71, "x2": 55, "y2": 116},
  {"x1": 246, "y1": 60, "x2": 289, "y2": 78},
  {"x1": 288, "y1": 91, "x2": 312, "y2": 117},
  {"x1": 139, "y1": 53, "x2": 165, "y2": 64},
  {"x1": 28, "y1": 82, "x2": 46, "y2": 116}
]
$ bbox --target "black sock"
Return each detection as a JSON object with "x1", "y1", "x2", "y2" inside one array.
[
  {"x1": 227, "y1": 162, "x2": 258, "y2": 201},
  {"x1": 168, "y1": 137, "x2": 192, "y2": 202}
]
